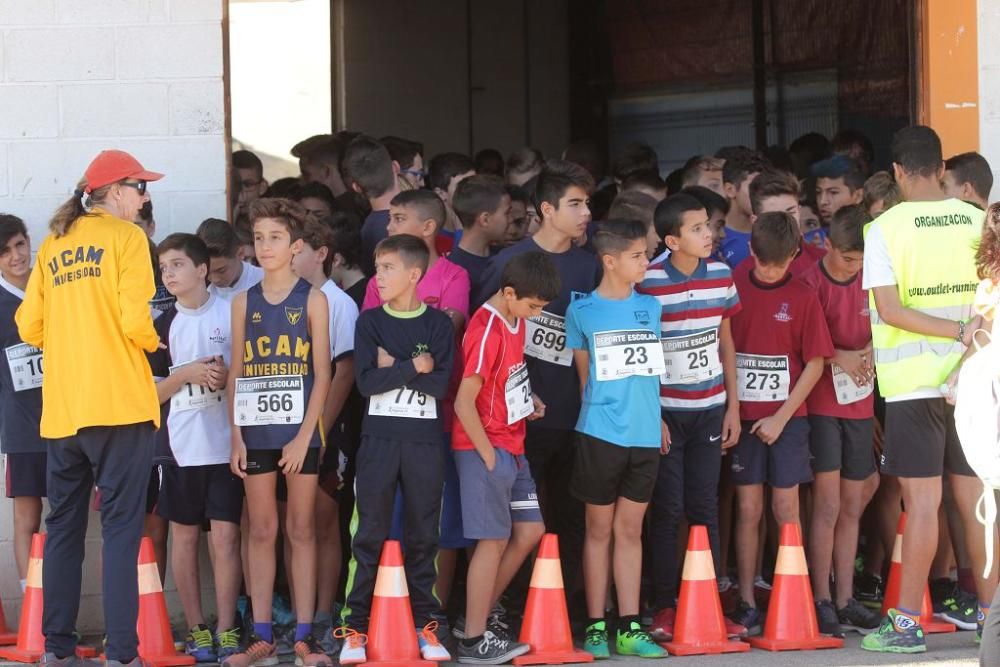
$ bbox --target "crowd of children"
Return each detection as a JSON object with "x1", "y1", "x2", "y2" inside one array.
[{"x1": 5, "y1": 124, "x2": 1000, "y2": 666}]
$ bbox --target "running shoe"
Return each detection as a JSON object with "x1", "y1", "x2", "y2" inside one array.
[
  {"x1": 860, "y1": 609, "x2": 926, "y2": 653},
  {"x1": 220, "y1": 633, "x2": 278, "y2": 667},
  {"x1": 930, "y1": 579, "x2": 978, "y2": 630},
  {"x1": 583, "y1": 620, "x2": 610, "y2": 660},
  {"x1": 215, "y1": 627, "x2": 242, "y2": 660},
  {"x1": 417, "y1": 622, "x2": 451, "y2": 662},
  {"x1": 185, "y1": 624, "x2": 217, "y2": 663},
  {"x1": 649, "y1": 608, "x2": 674, "y2": 642},
  {"x1": 854, "y1": 572, "x2": 884, "y2": 609},
  {"x1": 334, "y1": 628, "x2": 368, "y2": 665},
  {"x1": 837, "y1": 598, "x2": 881, "y2": 634},
  {"x1": 727, "y1": 600, "x2": 764, "y2": 637},
  {"x1": 615, "y1": 620, "x2": 667, "y2": 658},
  {"x1": 456, "y1": 630, "x2": 530, "y2": 664},
  {"x1": 815, "y1": 599, "x2": 844, "y2": 638},
  {"x1": 293, "y1": 634, "x2": 332, "y2": 667}
]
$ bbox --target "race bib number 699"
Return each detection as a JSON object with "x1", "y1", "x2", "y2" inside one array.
[{"x1": 524, "y1": 312, "x2": 571, "y2": 366}]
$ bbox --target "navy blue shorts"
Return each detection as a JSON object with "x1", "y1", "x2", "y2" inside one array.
[
  {"x1": 729, "y1": 417, "x2": 812, "y2": 488},
  {"x1": 5, "y1": 452, "x2": 47, "y2": 498},
  {"x1": 157, "y1": 463, "x2": 244, "y2": 525},
  {"x1": 455, "y1": 448, "x2": 542, "y2": 540}
]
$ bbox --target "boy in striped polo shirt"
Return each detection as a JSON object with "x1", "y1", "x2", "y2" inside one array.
[{"x1": 637, "y1": 193, "x2": 743, "y2": 642}]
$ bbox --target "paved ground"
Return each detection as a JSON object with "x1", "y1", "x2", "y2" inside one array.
[
  {"x1": 0, "y1": 630, "x2": 979, "y2": 667},
  {"x1": 407, "y1": 631, "x2": 975, "y2": 666}
]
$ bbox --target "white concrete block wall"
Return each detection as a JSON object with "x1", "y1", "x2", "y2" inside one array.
[
  {"x1": 979, "y1": 0, "x2": 1000, "y2": 204},
  {"x1": 0, "y1": 0, "x2": 228, "y2": 246},
  {"x1": 0, "y1": 0, "x2": 228, "y2": 635}
]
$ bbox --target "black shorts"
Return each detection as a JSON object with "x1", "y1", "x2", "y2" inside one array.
[
  {"x1": 318, "y1": 436, "x2": 342, "y2": 499},
  {"x1": 146, "y1": 465, "x2": 160, "y2": 513},
  {"x1": 730, "y1": 417, "x2": 812, "y2": 488},
  {"x1": 245, "y1": 447, "x2": 320, "y2": 476},
  {"x1": 570, "y1": 433, "x2": 659, "y2": 505},
  {"x1": 5, "y1": 452, "x2": 47, "y2": 498},
  {"x1": 157, "y1": 463, "x2": 244, "y2": 525},
  {"x1": 808, "y1": 416, "x2": 876, "y2": 481},
  {"x1": 881, "y1": 398, "x2": 975, "y2": 478}
]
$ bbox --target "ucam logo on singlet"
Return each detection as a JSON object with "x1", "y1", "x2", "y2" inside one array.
[{"x1": 48, "y1": 245, "x2": 104, "y2": 287}]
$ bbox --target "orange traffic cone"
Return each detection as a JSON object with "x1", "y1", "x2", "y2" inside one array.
[
  {"x1": 513, "y1": 534, "x2": 593, "y2": 666},
  {"x1": 0, "y1": 533, "x2": 96, "y2": 662},
  {"x1": 880, "y1": 513, "x2": 955, "y2": 633},
  {"x1": 0, "y1": 594, "x2": 16, "y2": 646},
  {"x1": 664, "y1": 526, "x2": 749, "y2": 656},
  {"x1": 365, "y1": 540, "x2": 433, "y2": 667},
  {"x1": 748, "y1": 523, "x2": 843, "y2": 651},
  {"x1": 136, "y1": 537, "x2": 195, "y2": 666}
]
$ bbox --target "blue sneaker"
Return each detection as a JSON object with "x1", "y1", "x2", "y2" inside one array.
[
  {"x1": 185, "y1": 624, "x2": 218, "y2": 663},
  {"x1": 216, "y1": 627, "x2": 242, "y2": 660}
]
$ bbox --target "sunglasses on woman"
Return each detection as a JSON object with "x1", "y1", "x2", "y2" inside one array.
[{"x1": 120, "y1": 180, "x2": 148, "y2": 195}]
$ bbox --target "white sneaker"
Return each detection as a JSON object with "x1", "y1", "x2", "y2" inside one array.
[
  {"x1": 335, "y1": 628, "x2": 367, "y2": 665},
  {"x1": 418, "y1": 623, "x2": 451, "y2": 662}
]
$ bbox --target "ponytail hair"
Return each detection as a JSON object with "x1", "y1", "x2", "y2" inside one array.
[
  {"x1": 49, "y1": 178, "x2": 112, "y2": 238},
  {"x1": 975, "y1": 202, "x2": 1000, "y2": 282}
]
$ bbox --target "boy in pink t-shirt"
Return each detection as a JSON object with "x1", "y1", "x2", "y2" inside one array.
[{"x1": 359, "y1": 188, "x2": 472, "y2": 615}]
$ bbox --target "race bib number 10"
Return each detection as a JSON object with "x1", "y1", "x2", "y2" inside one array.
[
  {"x1": 235, "y1": 375, "x2": 305, "y2": 426},
  {"x1": 831, "y1": 364, "x2": 875, "y2": 405},
  {"x1": 5, "y1": 343, "x2": 42, "y2": 391},
  {"x1": 594, "y1": 329, "x2": 666, "y2": 381},
  {"x1": 524, "y1": 312, "x2": 571, "y2": 366},
  {"x1": 169, "y1": 362, "x2": 225, "y2": 413},
  {"x1": 736, "y1": 354, "x2": 790, "y2": 402}
]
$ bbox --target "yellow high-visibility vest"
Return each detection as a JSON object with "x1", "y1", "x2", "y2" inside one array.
[{"x1": 869, "y1": 199, "x2": 983, "y2": 398}]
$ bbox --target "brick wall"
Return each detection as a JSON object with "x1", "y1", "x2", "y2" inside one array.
[
  {"x1": 0, "y1": 0, "x2": 228, "y2": 634},
  {"x1": 0, "y1": 0, "x2": 228, "y2": 244}
]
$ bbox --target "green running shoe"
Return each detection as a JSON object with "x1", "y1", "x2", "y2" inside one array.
[
  {"x1": 583, "y1": 621, "x2": 610, "y2": 660},
  {"x1": 616, "y1": 621, "x2": 667, "y2": 658},
  {"x1": 861, "y1": 609, "x2": 926, "y2": 654}
]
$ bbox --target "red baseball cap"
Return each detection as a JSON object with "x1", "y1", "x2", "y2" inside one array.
[{"x1": 84, "y1": 150, "x2": 164, "y2": 193}]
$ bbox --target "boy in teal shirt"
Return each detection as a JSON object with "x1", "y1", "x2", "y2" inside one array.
[{"x1": 566, "y1": 219, "x2": 668, "y2": 659}]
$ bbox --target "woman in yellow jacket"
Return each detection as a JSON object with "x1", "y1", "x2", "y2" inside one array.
[{"x1": 16, "y1": 150, "x2": 164, "y2": 667}]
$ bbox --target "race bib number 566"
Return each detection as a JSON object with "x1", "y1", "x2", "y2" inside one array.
[{"x1": 235, "y1": 375, "x2": 304, "y2": 426}]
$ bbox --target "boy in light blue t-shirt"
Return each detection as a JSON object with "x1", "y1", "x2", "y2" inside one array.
[{"x1": 565, "y1": 219, "x2": 668, "y2": 660}]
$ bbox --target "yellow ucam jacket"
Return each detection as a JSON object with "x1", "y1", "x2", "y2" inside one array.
[{"x1": 16, "y1": 208, "x2": 160, "y2": 438}]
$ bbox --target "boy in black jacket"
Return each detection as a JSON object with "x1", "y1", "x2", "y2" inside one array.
[{"x1": 340, "y1": 234, "x2": 454, "y2": 664}]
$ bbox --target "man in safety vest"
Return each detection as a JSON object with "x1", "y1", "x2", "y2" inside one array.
[{"x1": 861, "y1": 126, "x2": 994, "y2": 653}]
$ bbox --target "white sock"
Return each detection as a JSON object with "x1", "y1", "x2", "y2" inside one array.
[{"x1": 19, "y1": 579, "x2": 26, "y2": 593}]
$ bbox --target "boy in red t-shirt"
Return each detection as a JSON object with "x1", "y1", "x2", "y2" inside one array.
[
  {"x1": 800, "y1": 205, "x2": 882, "y2": 636},
  {"x1": 727, "y1": 211, "x2": 835, "y2": 635},
  {"x1": 453, "y1": 252, "x2": 560, "y2": 664}
]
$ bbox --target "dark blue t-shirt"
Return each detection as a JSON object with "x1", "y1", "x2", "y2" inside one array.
[
  {"x1": 240, "y1": 279, "x2": 322, "y2": 450},
  {"x1": 475, "y1": 238, "x2": 600, "y2": 430},
  {"x1": 0, "y1": 277, "x2": 44, "y2": 453},
  {"x1": 448, "y1": 246, "x2": 490, "y2": 299},
  {"x1": 361, "y1": 209, "x2": 390, "y2": 277}
]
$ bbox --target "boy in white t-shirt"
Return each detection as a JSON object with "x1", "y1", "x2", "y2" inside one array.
[
  {"x1": 292, "y1": 217, "x2": 360, "y2": 647},
  {"x1": 147, "y1": 233, "x2": 243, "y2": 662}
]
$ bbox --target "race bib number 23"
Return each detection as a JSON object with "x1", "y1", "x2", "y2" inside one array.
[{"x1": 594, "y1": 329, "x2": 666, "y2": 381}]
